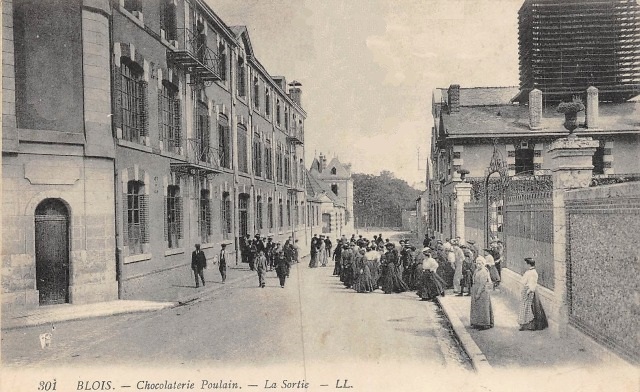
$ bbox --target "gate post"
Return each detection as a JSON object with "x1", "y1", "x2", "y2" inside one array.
[
  {"x1": 454, "y1": 182, "x2": 472, "y2": 243},
  {"x1": 548, "y1": 136, "x2": 598, "y2": 336}
]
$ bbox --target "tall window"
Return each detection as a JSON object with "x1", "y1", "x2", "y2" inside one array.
[
  {"x1": 267, "y1": 197, "x2": 274, "y2": 229},
  {"x1": 331, "y1": 184, "x2": 338, "y2": 195},
  {"x1": 253, "y1": 132, "x2": 262, "y2": 177},
  {"x1": 200, "y1": 189, "x2": 211, "y2": 243},
  {"x1": 195, "y1": 100, "x2": 210, "y2": 163},
  {"x1": 284, "y1": 153, "x2": 291, "y2": 185},
  {"x1": 294, "y1": 201, "x2": 299, "y2": 225},
  {"x1": 159, "y1": 0, "x2": 177, "y2": 41},
  {"x1": 159, "y1": 82, "x2": 181, "y2": 153},
  {"x1": 276, "y1": 144, "x2": 283, "y2": 183},
  {"x1": 237, "y1": 56, "x2": 246, "y2": 97},
  {"x1": 221, "y1": 192, "x2": 232, "y2": 240},
  {"x1": 126, "y1": 180, "x2": 147, "y2": 255},
  {"x1": 278, "y1": 199, "x2": 284, "y2": 228},
  {"x1": 237, "y1": 125, "x2": 248, "y2": 173},
  {"x1": 265, "y1": 139, "x2": 273, "y2": 180},
  {"x1": 514, "y1": 142, "x2": 534, "y2": 174},
  {"x1": 238, "y1": 194, "x2": 249, "y2": 238},
  {"x1": 166, "y1": 185, "x2": 182, "y2": 248},
  {"x1": 284, "y1": 106, "x2": 289, "y2": 130},
  {"x1": 301, "y1": 201, "x2": 305, "y2": 225},
  {"x1": 218, "y1": 42, "x2": 227, "y2": 82},
  {"x1": 276, "y1": 100, "x2": 281, "y2": 126},
  {"x1": 292, "y1": 154, "x2": 298, "y2": 185},
  {"x1": 218, "y1": 115, "x2": 231, "y2": 169},
  {"x1": 120, "y1": 60, "x2": 147, "y2": 144},
  {"x1": 253, "y1": 77, "x2": 260, "y2": 108},
  {"x1": 265, "y1": 88, "x2": 271, "y2": 115},
  {"x1": 256, "y1": 196, "x2": 263, "y2": 230},
  {"x1": 286, "y1": 199, "x2": 291, "y2": 227}
]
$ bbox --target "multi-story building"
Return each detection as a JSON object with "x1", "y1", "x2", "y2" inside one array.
[
  {"x1": 516, "y1": 0, "x2": 640, "y2": 102},
  {"x1": 308, "y1": 153, "x2": 354, "y2": 235},
  {"x1": 2, "y1": 0, "x2": 308, "y2": 310},
  {"x1": 427, "y1": 83, "x2": 640, "y2": 241}
]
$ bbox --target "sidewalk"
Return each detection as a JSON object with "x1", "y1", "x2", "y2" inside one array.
[
  {"x1": 1, "y1": 261, "x2": 256, "y2": 330},
  {"x1": 437, "y1": 288, "x2": 633, "y2": 372}
]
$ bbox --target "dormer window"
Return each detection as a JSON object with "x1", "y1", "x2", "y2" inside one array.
[{"x1": 331, "y1": 167, "x2": 337, "y2": 175}]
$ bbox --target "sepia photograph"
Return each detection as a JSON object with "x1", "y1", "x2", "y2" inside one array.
[{"x1": 1, "y1": 0, "x2": 639, "y2": 391}]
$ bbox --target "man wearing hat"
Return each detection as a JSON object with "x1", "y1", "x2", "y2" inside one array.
[
  {"x1": 218, "y1": 242, "x2": 229, "y2": 283},
  {"x1": 265, "y1": 236, "x2": 275, "y2": 271},
  {"x1": 191, "y1": 243, "x2": 207, "y2": 288}
]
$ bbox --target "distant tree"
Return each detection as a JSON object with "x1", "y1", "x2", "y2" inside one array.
[{"x1": 353, "y1": 171, "x2": 420, "y2": 228}]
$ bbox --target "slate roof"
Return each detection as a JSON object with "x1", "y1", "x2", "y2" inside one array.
[
  {"x1": 313, "y1": 157, "x2": 351, "y2": 180},
  {"x1": 305, "y1": 170, "x2": 345, "y2": 208},
  {"x1": 435, "y1": 86, "x2": 520, "y2": 107}
]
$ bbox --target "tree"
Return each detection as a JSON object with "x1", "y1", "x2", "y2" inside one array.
[{"x1": 353, "y1": 171, "x2": 420, "y2": 228}]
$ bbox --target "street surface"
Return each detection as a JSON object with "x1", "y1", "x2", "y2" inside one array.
[{"x1": 2, "y1": 248, "x2": 470, "y2": 376}]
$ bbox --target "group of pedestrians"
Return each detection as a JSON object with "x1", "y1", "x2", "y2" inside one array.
[{"x1": 241, "y1": 234, "x2": 301, "y2": 288}]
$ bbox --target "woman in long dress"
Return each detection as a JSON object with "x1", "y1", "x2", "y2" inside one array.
[
  {"x1": 364, "y1": 246, "x2": 381, "y2": 290},
  {"x1": 518, "y1": 258, "x2": 548, "y2": 331},
  {"x1": 483, "y1": 248, "x2": 501, "y2": 288},
  {"x1": 380, "y1": 243, "x2": 409, "y2": 294},
  {"x1": 470, "y1": 256, "x2": 494, "y2": 330},
  {"x1": 352, "y1": 248, "x2": 374, "y2": 293},
  {"x1": 416, "y1": 248, "x2": 446, "y2": 301}
]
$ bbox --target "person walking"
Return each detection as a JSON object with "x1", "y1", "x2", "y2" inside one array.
[
  {"x1": 470, "y1": 256, "x2": 494, "y2": 330},
  {"x1": 218, "y1": 242, "x2": 228, "y2": 283},
  {"x1": 417, "y1": 248, "x2": 446, "y2": 301},
  {"x1": 309, "y1": 234, "x2": 319, "y2": 268},
  {"x1": 255, "y1": 249, "x2": 267, "y2": 288},
  {"x1": 518, "y1": 258, "x2": 548, "y2": 331},
  {"x1": 191, "y1": 244, "x2": 207, "y2": 288},
  {"x1": 275, "y1": 249, "x2": 288, "y2": 288}
]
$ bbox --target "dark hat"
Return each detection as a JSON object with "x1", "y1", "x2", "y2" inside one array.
[
  {"x1": 524, "y1": 257, "x2": 535, "y2": 265},
  {"x1": 385, "y1": 242, "x2": 395, "y2": 248}
]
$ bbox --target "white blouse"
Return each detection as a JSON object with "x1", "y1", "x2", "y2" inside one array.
[
  {"x1": 521, "y1": 267, "x2": 538, "y2": 292},
  {"x1": 422, "y1": 257, "x2": 438, "y2": 272}
]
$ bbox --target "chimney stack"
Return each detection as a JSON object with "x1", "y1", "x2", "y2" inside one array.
[
  {"x1": 586, "y1": 86, "x2": 599, "y2": 129},
  {"x1": 448, "y1": 84, "x2": 460, "y2": 113},
  {"x1": 319, "y1": 153, "x2": 327, "y2": 172},
  {"x1": 529, "y1": 88, "x2": 542, "y2": 130},
  {"x1": 288, "y1": 80, "x2": 302, "y2": 106}
]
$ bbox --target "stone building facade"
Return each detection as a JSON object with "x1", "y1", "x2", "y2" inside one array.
[{"x1": 2, "y1": 0, "x2": 309, "y2": 310}]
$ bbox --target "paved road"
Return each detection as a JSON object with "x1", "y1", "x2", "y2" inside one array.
[{"x1": 2, "y1": 252, "x2": 471, "y2": 389}]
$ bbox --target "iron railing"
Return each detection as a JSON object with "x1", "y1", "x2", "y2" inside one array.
[
  {"x1": 169, "y1": 28, "x2": 223, "y2": 82},
  {"x1": 590, "y1": 173, "x2": 640, "y2": 187},
  {"x1": 186, "y1": 138, "x2": 221, "y2": 169}
]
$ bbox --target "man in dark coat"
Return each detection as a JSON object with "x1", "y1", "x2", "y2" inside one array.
[{"x1": 191, "y1": 243, "x2": 207, "y2": 288}]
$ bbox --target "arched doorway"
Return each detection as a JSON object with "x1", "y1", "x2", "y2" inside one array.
[{"x1": 35, "y1": 199, "x2": 70, "y2": 305}]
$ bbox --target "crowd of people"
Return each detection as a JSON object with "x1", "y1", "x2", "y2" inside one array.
[
  {"x1": 314, "y1": 232, "x2": 547, "y2": 332},
  {"x1": 239, "y1": 234, "x2": 302, "y2": 288}
]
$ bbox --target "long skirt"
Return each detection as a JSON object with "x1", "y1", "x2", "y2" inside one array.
[
  {"x1": 437, "y1": 260, "x2": 455, "y2": 289},
  {"x1": 402, "y1": 265, "x2": 413, "y2": 289},
  {"x1": 453, "y1": 262, "x2": 463, "y2": 292},
  {"x1": 417, "y1": 270, "x2": 445, "y2": 300},
  {"x1": 308, "y1": 252, "x2": 318, "y2": 268},
  {"x1": 369, "y1": 260, "x2": 381, "y2": 288},
  {"x1": 333, "y1": 258, "x2": 341, "y2": 276},
  {"x1": 341, "y1": 264, "x2": 353, "y2": 288},
  {"x1": 381, "y1": 264, "x2": 409, "y2": 294},
  {"x1": 518, "y1": 290, "x2": 548, "y2": 330},
  {"x1": 353, "y1": 264, "x2": 374, "y2": 293},
  {"x1": 488, "y1": 265, "x2": 500, "y2": 284},
  {"x1": 470, "y1": 286, "x2": 494, "y2": 329}
]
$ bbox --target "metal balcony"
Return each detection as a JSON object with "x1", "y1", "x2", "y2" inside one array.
[
  {"x1": 170, "y1": 138, "x2": 222, "y2": 175},
  {"x1": 286, "y1": 128, "x2": 304, "y2": 145},
  {"x1": 168, "y1": 28, "x2": 222, "y2": 83}
]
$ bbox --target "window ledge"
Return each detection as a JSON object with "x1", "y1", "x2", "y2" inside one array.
[
  {"x1": 201, "y1": 243, "x2": 215, "y2": 249},
  {"x1": 124, "y1": 253, "x2": 152, "y2": 264},
  {"x1": 159, "y1": 149, "x2": 184, "y2": 159},
  {"x1": 164, "y1": 248, "x2": 184, "y2": 256},
  {"x1": 118, "y1": 138, "x2": 153, "y2": 153}
]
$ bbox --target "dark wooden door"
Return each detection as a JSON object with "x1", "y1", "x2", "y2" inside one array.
[
  {"x1": 239, "y1": 195, "x2": 249, "y2": 238},
  {"x1": 35, "y1": 200, "x2": 69, "y2": 305}
]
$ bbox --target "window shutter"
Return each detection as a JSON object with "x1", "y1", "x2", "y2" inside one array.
[
  {"x1": 158, "y1": 93, "x2": 164, "y2": 141},
  {"x1": 176, "y1": 196, "x2": 183, "y2": 238},
  {"x1": 112, "y1": 64, "x2": 123, "y2": 132},
  {"x1": 164, "y1": 196, "x2": 168, "y2": 241},
  {"x1": 140, "y1": 194, "x2": 149, "y2": 243},
  {"x1": 174, "y1": 99, "x2": 182, "y2": 148},
  {"x1": 139, "y1": 81, "x2": 149, "y2": 137},
  {"x1": 122, "y1": 193, "x2": 128, "y2": 243}
]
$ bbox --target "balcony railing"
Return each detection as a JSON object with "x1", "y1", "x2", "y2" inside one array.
[
  {"x1": 168, "y1": 28, "x2": 222, "y2": 83},
  {"x1": 170, "y1": 138, "x2": 222, "y2": 175},
  {"x1": 287, "y1": 128, "x2": 304, "y2": 145}
]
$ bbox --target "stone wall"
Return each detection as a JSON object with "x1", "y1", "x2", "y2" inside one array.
[{"x1": 565, "y1": 182, "x2": 640, "y2": 363}]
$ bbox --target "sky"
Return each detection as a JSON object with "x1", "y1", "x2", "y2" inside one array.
[{"x1": 208, "y1": 0, "x2": 524, "y2": 187}]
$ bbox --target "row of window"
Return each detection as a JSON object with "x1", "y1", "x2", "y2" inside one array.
[
  {"x1": 126, "y1": 180, "x2": 312, "y2": 255},
  {"x1": 117, "y1": 61, "x2": 304, "y2": 185},
  {"x1": 121, "y1": 0, "x2": 303, "y2": 133}
]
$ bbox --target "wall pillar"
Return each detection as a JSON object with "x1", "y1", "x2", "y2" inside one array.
[
  {"x1": 454, "y1": 181, "x2": 472, "y2": 243},
  {"x1": 548, "y1": 136, "x2": 598, "y2": 336}
]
